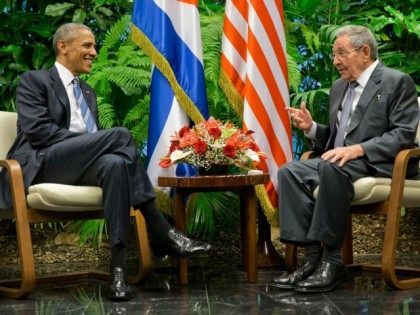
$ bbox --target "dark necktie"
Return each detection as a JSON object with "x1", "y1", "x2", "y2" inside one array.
[
  {"x1": 72, "y1": 78, "x2": 98, "y2": 133},
  {"x1": 333, "y1": 81, "x2": 358, "y2": 148}
]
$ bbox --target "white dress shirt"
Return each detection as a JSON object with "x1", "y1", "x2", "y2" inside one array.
[
  {"x1": 54, "y1": 61, "x2": 87, "y2": 133},
  {"x1": 306, "y1": 59, "x2": 380, "y2": 141}
]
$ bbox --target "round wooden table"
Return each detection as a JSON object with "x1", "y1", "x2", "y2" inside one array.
[{"x1": 158, "y1": 173, "x2": 270, "y2": 284}]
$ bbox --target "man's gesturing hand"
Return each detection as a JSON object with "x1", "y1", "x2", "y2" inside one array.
[
  {"x1": 286, "y1": 102, "x2": 313, "y2": 133},
  {"x1": 321, "y1": 144, "x2": 365, "y2": 167}
]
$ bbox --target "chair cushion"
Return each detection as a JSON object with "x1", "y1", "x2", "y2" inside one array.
[
  {"x1": 27, "y1": 183, "x2": 103, "y2": 211},
  {"x1": 313, "y1": 177, "x2": 420, "y2": 207}
]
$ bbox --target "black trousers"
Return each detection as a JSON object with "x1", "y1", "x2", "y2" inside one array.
[
  {"x1": 278, "y1": 157, "x2": 381, "y2": 248},
  {"x1": 33, "y1": 127, "x2": 156, "y2": 247}
]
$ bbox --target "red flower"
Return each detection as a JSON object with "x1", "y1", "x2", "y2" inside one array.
[
  {"x1": 179, "y1": 131, "x2": 199, "y2": 148},
  {"x1": 178, "y1": 125, "x2": 190, "y2": 137},
  {"x1": 249, "y1": 142, "x2": 260, "y2": 152},
  {"x1": 159, "y1": 156, "x2": 172, "y2": 168},
  {"x1": 193, "y1": 139, "x2": 207, "y2": 155},
  {"x1": 224, "y1": 144, "x2": 237, "y2": 157},
  {"x1": 169, "y1": 140, "x2": 181, "y2": 153},
  {"x1": 208, "y1": 127, "x2": 221, "y2": 139}
]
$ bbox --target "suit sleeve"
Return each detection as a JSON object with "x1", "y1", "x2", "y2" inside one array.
[
  {"x1": 16, "y1": 71, "x2": 82, "y2": 149},
  {"x1": 360, "y1": 73, "x2": 419, "y2": 163}
]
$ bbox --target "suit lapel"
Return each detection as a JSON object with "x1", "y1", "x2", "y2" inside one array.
[
  {"x1": 346, "y1": 63, "x2": 383, "y2": 135},
  {"x1": 49, "y1": 66, "x2": 71, "y2": 127}
]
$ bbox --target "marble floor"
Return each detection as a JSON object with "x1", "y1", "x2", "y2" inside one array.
[{"x1": 0, "y1": 257, "x2": 419, "y2": 315}]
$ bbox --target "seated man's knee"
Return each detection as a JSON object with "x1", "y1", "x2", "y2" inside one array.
[
  {"x1": 278, "y1": 161, "x2": 295, "y2": 178},
  {"x1": 100, "y1": 154, "x2": 126, "y2": 173},
  {"x1": 112, "y1": 127, "x2": 132, "y2": 140}
]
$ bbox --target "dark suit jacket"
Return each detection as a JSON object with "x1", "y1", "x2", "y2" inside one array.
[
  {"x1": 0, "y1": 66, "x2": 99, "y2": 209},
  {"x1": 312, "y1": 62, "x2": 419, "y2": 177}
]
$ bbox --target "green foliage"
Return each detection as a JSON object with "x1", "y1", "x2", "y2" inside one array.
[
  {"x1": 187, "y1": 192, "x2": 239, "y2": 240},
  {"x1": 35, "y1": 300, "x2": 58, "y2": 315},
  {"x1": 67, "y1": 219, "x2": 106, "y2": 248},
  {"x1": 74, "y1": 288, "x2": 105, "y2": 315}
]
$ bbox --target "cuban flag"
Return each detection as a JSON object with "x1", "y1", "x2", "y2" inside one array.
[{"x1": 132, "y1": 0, "x2": 209, "y2": 191}]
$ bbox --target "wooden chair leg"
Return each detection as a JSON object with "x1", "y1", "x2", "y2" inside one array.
[
  {"x1": 129, "y1": 209, "x2": 151, "y2": 284},
  {"x1": 285, "y1": 243, "x2": 297, "y2": 272},
  {"x1": 0, "y1": 162, "x2": 35, "y2": 299},
  {"x1": 342, "y1": 217, "x2": 353, "y2": 265},
  {"x1": 381, "y1": 205, "x2": 420, "y2": 289}
]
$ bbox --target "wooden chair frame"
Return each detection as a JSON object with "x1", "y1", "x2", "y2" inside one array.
[
  {"x1": 0, "y1": 159, "x2": 152, "y2": 299},
  {"x1": 285, "y1": 148, "x2": 420, "y2": 290}
]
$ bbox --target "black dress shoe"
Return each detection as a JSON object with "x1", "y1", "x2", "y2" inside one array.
[
  {"x1": 107, "y1": 267, "x2": 133, "y2": 301},
  {"x1": 270, "y1": 261, "x2": 318, "y2": 289},
  {"x1": 152, "y1": 228, "x2": 211, "y2": 258},
  {"x1": 294, "y1": 260, "x2": 350, "y2": 293}
]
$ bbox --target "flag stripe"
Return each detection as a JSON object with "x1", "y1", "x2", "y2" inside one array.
[
  {"x1": 246, "y1": 31, "x2": 290, "y2": 126},
  {"x1": 249, "y1": 1, "x2": 288, "y2": 84},
  {"x1": 132, "y1": 0, "x2": 208, "y2": 117},
  {"x1": 229, "y1": 0, "x2": 249, "y2": 21},
  {"x1": 220, "y1": 0, "x2": 292, "y2": 219},
  {"x1": 220, "y1": 40, "x2": 246, "y2": 95},
  {"x1": 222, "y1": 17, "x2": 247, "y2": 61}
]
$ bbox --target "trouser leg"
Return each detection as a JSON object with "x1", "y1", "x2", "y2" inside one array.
[
  {"x1": 33, "y1": 128, "x2": 156, "y2": 246},
  {"x1": 278, "y1": 158, "x2": 320, "y2": 243},
  {"x1": 308, "y1": 158, "x2": 373, "y2": 248},
  {"x1": 279, "y1": 157, "x2": 374, "y2": 248}
]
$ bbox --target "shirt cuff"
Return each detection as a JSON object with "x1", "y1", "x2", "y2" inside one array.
[{"x1": 305, "y1": 122, "x2": 317, "y2": 141}]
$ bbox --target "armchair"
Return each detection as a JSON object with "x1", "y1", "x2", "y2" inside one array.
[
  {"x1": 285, "y1": 106, "x2": 420, "y2": 290},
  {"x1": 0, "y1": 111, "x2": 151, "y2": 298}
]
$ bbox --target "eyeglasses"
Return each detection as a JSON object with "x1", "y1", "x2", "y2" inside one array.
[{"x1": 329, "y1": 47, "x2": 362, "y2": 60}]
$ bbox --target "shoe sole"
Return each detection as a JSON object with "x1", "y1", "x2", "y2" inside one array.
[
  {"x1": 294, "y1": 276, "x2": 351, "y2": 293},
  {"x1": 269, "y1": 283, "x2": 295, "y2": 290}
]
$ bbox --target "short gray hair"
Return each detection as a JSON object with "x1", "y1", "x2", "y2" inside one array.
[
  {"x1": 53, "y1": 23, "x2": 93, "y2": 55},
  {"x1": 335, "y1": 25, "x2": 378, "y2": 60}
]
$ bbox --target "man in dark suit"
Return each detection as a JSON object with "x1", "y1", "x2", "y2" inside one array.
[
  {"x1": 271, "y1": 25, "x2": 419, "y2": 292},
  {"x1": 0, "y1": 23, "x2": 210, "y2": 301}
]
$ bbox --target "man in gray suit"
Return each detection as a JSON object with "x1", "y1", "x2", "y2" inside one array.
[
  {"x1": 0, "y1": 23, "x2": 210, "y2": 301},
  {"x1": 271, "y1": 25, "x2": 419, "y2": 293}
]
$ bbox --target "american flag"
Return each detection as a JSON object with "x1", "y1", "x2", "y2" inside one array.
[{"x1": 220, "y1": 0, "x2": 292, "y2": 220}]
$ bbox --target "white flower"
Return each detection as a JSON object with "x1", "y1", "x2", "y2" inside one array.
[
  {"x1": 170, "y1": 149, "x2": 193, "y2": 162},
  {"x1": 245, "y1": 149, "x2": 261, "y2": 162}
]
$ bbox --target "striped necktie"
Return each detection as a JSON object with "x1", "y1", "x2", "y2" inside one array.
[
  {"x1": 72, "y1": 78, "x2": 98, "y2": 133},
  {"x1": 333, "y1": 81, "x2": 359, "y2": 148}
]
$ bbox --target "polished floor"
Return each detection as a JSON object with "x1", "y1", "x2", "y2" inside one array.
[{"x1": 0, "y1": 256, "x2": 419, "y2": 314}]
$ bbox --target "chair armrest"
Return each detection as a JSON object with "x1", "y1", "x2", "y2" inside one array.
[
  {"x1": 300, "y1": 151, "x2": 316, "y2": 160},
  {"x1": 0, "y1": 159, "x2": 28, "y2": 217},
  {"x1": 389, "y1": 148, "x2": 420, "y2": 205}
]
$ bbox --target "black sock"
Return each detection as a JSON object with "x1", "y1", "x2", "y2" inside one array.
[
  {"x1": 111, "y1": 243, "x2": 126, "y2": 269},
  {"x1": 323, "y1": 245, "x2": 343, "y2": 266},
  {"x1": 136, "y1": 200, "x2": 172, "y2": 241},
  {"x1": 304, "y1": 242, "x2": 323, "y2": 265}
]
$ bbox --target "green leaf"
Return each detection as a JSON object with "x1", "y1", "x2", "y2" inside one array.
[
  {"x1": 45, "y1": 2, "x2": 75, "y2": 17},
  {"x1": 97, "y1": 7, "x2": 114, "y2": 17},
  {"x1": 384, "y1": 6, "x2": 404, "y2": 23},
  {"x1": 32, "y1": 44, "x2": 47, "y2": 70},
  {"x1": 72, "y1": 9, "x2": 87, "y2": 23},
  {"x1": 393, "y1": 22, "x2": 403, "y2": 37},
  {"x1": 297, "y1": 0, "x2": 321, "y2": 14}
]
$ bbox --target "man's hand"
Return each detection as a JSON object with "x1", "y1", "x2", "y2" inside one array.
[
  {"x1": 286, "y1": 102, "x2": 313, "y2": 133},
  {"x1": 321, "y1": 144, "x2": 365, "y2": 167}
]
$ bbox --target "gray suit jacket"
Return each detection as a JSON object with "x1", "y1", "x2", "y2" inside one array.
[
  {"x1": 312, "y1": 62, "x2": 419, "y2": 177},
  {"x1": 0, "y1": 66, "x2": 99, "y2": 209}
]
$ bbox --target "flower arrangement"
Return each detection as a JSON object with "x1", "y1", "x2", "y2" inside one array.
[{"x1": 159, "y1": 117, "x2": 265, "y2": 172}]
